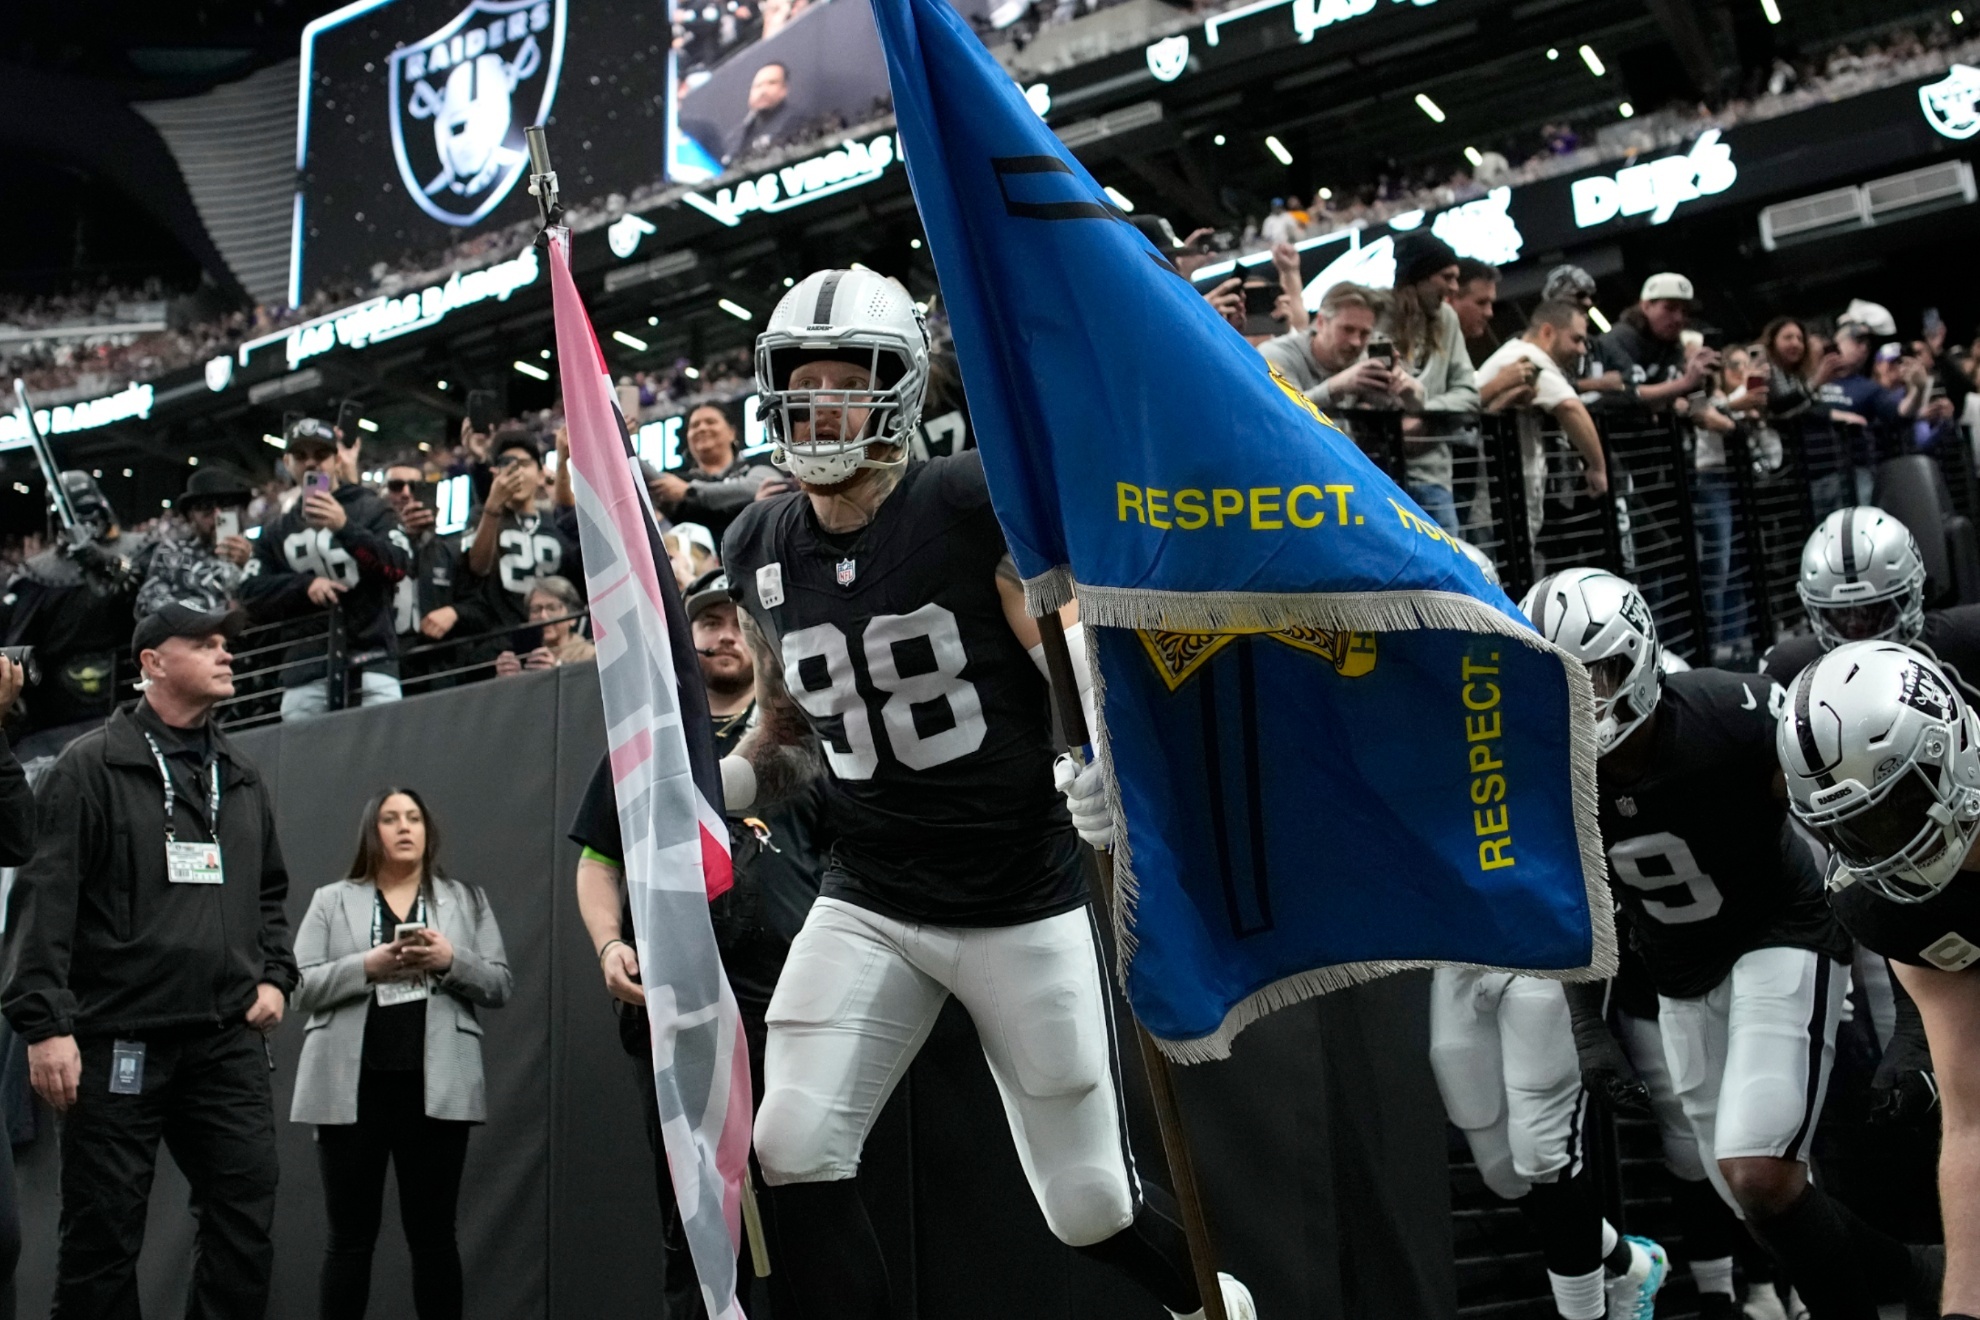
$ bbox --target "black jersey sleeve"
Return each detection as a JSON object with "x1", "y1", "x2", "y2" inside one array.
[
  {"x1": 1833, "y1": 874, "x2": 1980, "y2": 969},
  {"x1": 334, "y1": 492, "x2": 411, "y2": 584},
  {"x1": 568, "y1": 753, "x2": 624, "y2": 865},
  {"x1": 236, "y1": 511, "x2": 314, "y2": 619}
]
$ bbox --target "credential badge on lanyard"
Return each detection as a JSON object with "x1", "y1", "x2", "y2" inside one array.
[{"x1": 143, "y1": 732, "x2": 224, "y2": 886}]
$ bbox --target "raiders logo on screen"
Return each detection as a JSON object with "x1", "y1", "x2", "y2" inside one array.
[{"x1": 387, "y1": 0, "x2": 569, "y2": 227}]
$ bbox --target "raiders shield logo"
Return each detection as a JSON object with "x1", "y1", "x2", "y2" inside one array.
[
  {"x1": 387, "y1": 0, "x2": 568, "y2": 227},
  {"x1": 1920, "y1": 64, "x2": 1980, "y2": 141}
]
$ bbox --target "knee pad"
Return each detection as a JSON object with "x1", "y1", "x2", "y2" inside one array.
[
  {"x1": 1003, "y1": 980, "x2": 1104, "y2": 1101},
  {"x1": 754, "y1": 1087, "x2": 851, "y2": 1185},
  {"x1": 1037, "y1": 1164, "x2": 1134, "y2": 1248},
  {"x1": 1459, "y1": 1127, "x2": 1530, "y2": 1201}
]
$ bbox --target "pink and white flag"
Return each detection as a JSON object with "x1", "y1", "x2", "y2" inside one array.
[{"x1": 549, "y1": 228, "x2": 753, "y2": 1318}]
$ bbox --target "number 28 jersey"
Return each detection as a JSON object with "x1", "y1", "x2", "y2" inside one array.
[
  {"x1": 1597, "y1": 668, "x2": 1849, "y2": 998},
  {"x1": 723, "y1": 451, "x2": 1084, "y2": 928}
]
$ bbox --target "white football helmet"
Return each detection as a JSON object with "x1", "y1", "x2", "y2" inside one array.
[
  {"x1": 1519, "y1": 567, "x2": 1662, "y2": 754},
  {"x1": 754, "y1": 268, "x2": 930, "y2": 486},
  {"x1": 1778, "y1": 640, "x2": 1980, "y2": 903},
  {"x1": 1797, "y1": 506, "x2": 1926, "y2": 650}
]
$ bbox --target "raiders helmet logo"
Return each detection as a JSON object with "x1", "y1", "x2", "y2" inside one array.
[
  {"x1": 1899, "y1": 660, "x2": 1956, "y2": 722},
  {"x1": 1920, "y1": 64, "x2": 1980, "y2": 141},
  {"x1": 387, "y1": 0, "x2": 568, "y2": 227}
]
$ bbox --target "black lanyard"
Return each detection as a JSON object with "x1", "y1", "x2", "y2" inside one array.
[
  {"x1": 370, "y1": 889, "x2": 429, "y2": 947},
  {"x1": 139, "y1": 732, "x2": 221, "y2": 844}
]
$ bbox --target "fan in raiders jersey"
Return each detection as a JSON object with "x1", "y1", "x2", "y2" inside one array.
[
  {"x1": 237, "y1": 417, "x2": 411, "y2": 718},
  {"x1": 1522, "y1": 568, "x2": 1939, "y2": 1320},
  {"x1": 1780, "y1": 642, "x2": 1980, "y2": 1320},
  {"x1": 1760, "y1": 505, "x2": 1980, "y2": 693},
  {"x1": 452, "y1": 429, "x2": 581, "y2": 664},
  {"x1": 718, "y1": 268, "x2": 1253, "y2": 1320}
]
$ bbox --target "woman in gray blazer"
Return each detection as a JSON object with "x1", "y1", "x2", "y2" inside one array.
[{"x1": 291, "y1": 787, "x2": 511, "y2": 1320}]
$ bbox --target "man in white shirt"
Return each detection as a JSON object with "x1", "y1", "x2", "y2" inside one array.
[{"x1": 1474, "y1": 301, "x2": 1608, "y2": 550}]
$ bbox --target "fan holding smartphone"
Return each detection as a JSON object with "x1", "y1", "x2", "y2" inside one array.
[{"x1": 135, "y1": 466, "x2": 259, "y2": 618}]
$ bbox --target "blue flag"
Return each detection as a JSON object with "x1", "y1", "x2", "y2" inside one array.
[{"x1": 869, "y1": 0, "x2": 1615, "y2": 1059}]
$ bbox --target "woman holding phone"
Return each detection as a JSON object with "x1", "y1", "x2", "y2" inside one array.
[{"x1": 291, "y1": 788, "x2": 511, "y2": 1320}]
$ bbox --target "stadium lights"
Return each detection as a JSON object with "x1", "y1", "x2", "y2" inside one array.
[
  {"x1": 1547, "y1": 47, "x2": 1559, "y2": 60},
  {"x1": 1104, "y1": 186, "x2": 1136, "y2": 211},
  {"x1": 685, "y1": 366, "x2": 702, "y2": 379},
  {"x1": 648, "y1": 315, "x2": 659, "y2": 326},
  {"x1": 1579, "y1": 45, "x2": 1606, "y2": 76},
  {"x1": 161, "y1": 499, "x2": 172, "y2": 509},
  {"x1": 514, "y1": 360, "x2": 551, "y2": 381},
  {"x1": 911, "y1": 238, "x2": 923, "y2": 249},
  {"x1": 418, "y1": 442, "x2": 431, "y2": 452},
  {"x1": 122, "y1": 468, "x2": 133, "y2": 477},
  {"x1": 1619, "y1": 101, "x2": 1636, "y2": 118},
  {"x1": 92, "y1": 469, "x2": 102, "y2": 478},
  {"x1": 719, "y1": 299, "x2": 754, "y2": 320},
  {"x1": 10, "y1": 484, "x2": 24, "y2": 495},
  {"x1": 1956, "y1": 9, "x2": 1967, "y2": 23},
  {"x1": 1464, "y1": 146, "x2": 1483, "y2": 166},
  {"x1": 1264, "y1": 135, "x2": 1293, "y2": 165},
  {"x1": 540, "y1": 348, "x2": 552, "y2": 358},
  {"x1": 187, "y1": 456, "x2": 199, "y2": 466},
  {"x1": 357, "y1": 417, "x2": 379, "y2": 432},
  {"x1": 1587, "y1": 307, "x2": 1612, "y2": 332},
  {"x1": 1214, "y1": 133, "x2": 1227, "y2": 145},
  {"x1": 1760, "y1": 0, "x2": 1781, "y2": 20},
  {"x1": 612, "y1": 330, "x2": 649, "y2": 351},
  {"x1": 264, "y1": 434, "x2": 285, "y2": 448},
  {"x1": 436, "y1": 380, "x2": 449, "y2": 390},
  {"x1": 783, "y1": 277, "x2": 795, "y2": 287},
  {"x1": 1415, "y1": 94, "x2": 1446, "y2": 123},
  {"x1": 1318, "y1": 186, "x2": 1333, "y2": 199}
]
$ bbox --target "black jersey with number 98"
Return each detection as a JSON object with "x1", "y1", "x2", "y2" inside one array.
[
  {"x1": 723, "y1": 451, "x2": 1084, "y2": 928},
  {"x1": 1596, "y1": 667, "x2": 1850, "y2": 998}
]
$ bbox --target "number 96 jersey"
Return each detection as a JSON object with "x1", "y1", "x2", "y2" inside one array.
[
  {"x1": 1596, "y1": 668, "x2": 1850, "y2": 998},
  {"x1": 723, "y1": 451, "x2": 1085, "y2": 928}
]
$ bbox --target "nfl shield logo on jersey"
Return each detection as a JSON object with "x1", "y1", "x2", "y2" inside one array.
[
  {"x1": 836, "y1": 558, "x2": 858, "y2": 587},
  {"x1": 1615, "y1": 796, "x2": 1637, "y2": 818},
  {"x1": 387, "y1": 0, "x2": 568, "y2": 227}
]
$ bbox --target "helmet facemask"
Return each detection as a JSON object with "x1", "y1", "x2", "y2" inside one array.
[
  {"x1": 1805, "y1": 583, "x2": 1924, "y2": 650},
  {"x1": 1819, "y1": 709, "x2": 1980, "y2": 903},
  {"x1": 756, "y1": 344, "x2": 924, "y2": 487},
  {"x1": 1587, "y1": 647, "x2": 1661, "y2": 755}
]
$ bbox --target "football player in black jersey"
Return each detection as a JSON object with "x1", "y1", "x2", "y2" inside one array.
[
  {"x1": 1524, "y1": 567, "x2": 1935, "y2": 1320},
  {"x1": 718, "y1": 268, "x2": 1252, "y2": 1320},
  {"x1": 1759, "y1": 506, "x2": 1980, "y2": 694},
  {"x1": 453, "y1": 429, "x2": 580, "y2": 662},
  {"x1": 1780, "y1": 641, "x2": 1980, "y2": 1319},
  {"x1": 238, "y1": 417, "x2": 411, "y2": 717}
]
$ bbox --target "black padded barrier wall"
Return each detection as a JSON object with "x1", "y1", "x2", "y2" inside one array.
[{"x1": 12, "y1": 663, "x2": 1454, "y2": 1318}]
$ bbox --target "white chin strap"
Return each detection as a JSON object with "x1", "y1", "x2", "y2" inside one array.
[{"x1": 774, "y1": 443, "x2": 907, "y2": 486}]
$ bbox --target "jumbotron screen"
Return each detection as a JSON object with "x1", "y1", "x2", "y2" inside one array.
[{"x1": 293, "y1": 0, "x2": 672, "y2": 302}]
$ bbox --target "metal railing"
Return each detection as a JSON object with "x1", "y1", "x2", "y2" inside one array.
[
  {"x1": 213, "y1": 605, "x2": 593, "y2": 731},
  {"x1": 1328, "y1": 405, "x2": 1980, "y2": 666}
]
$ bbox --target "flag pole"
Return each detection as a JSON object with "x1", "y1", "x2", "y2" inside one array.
[{"x1": 1035, "y1": 610, "x2": 1229, "y2": 1320}]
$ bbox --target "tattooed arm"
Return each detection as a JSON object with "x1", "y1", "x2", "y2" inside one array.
[{"x1": 728, "y1": 608, "x2": 824, "y2": 810}]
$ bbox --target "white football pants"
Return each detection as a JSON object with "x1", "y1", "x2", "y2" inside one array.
[
  {"x1": 1658, "y1": 946, "x2": 1851, "y2": 1213},
  {"x1": 753, "y1": 897, "x2": 1138, "y2": 1248},
  {"x1": 1429, "y1": 968, "x2": 1586, "y2": 1201}
]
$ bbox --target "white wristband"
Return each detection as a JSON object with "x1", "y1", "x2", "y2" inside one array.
[{"x1": 719, "y1": 755, "x2": 757, "y2": 812}]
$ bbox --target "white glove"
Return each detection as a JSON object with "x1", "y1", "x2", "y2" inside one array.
[{"x1": 1053, "y1": 753, "x2": 1113, "y2": 850}]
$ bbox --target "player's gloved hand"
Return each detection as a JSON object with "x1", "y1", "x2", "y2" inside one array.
[
  {"x1": 1870, "y1": 1032, "x2": 1940, "y2": 1127},
  {"x1": 1053, "y1": 753, "x2": 1112, "y2": 850},
  {"x1": 1574, "y1": 1027, "x2": 1653, "y2": 1119}
]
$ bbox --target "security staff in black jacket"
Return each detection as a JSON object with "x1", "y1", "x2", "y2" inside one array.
[
  {"x1": 0, "y1": 651, "x2": 40, "y2": 1320},
  {"x1": 1, "y1": 602, "x2": 298, "y2": 1320}
]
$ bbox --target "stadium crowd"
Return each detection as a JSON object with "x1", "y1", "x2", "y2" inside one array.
[{"x1": 2, "y1": 16, "x2": 1969, "y2": 406}]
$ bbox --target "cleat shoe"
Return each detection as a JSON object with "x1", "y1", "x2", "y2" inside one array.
[
  {"x1": 1167, "y1": 1272, "x2": 1257, "y2": 1320},
  {"x1": 1604, "y1": 1235, "x2": 1668, "y2": 1320}
]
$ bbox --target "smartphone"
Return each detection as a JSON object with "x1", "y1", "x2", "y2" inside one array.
[
  {"x1": 304, "y1": 470, "x2": 335, "y2": 499},
  {"x1": 335, "y1": 399, "x2": 363, "y2": 438},
  {"x1": 1367, "y1": 335, "x2": 1395, "y2": 366},
  {"x1": 1242, "y1": 281, "x2": 1281, "y2": 318},
  {"x1": 467, "y1": 389, "x2": 502, "y2": 434},
  {"x1": 511, "y1": 625, "x2": 546, "y2": 656},
  {"x1": 215, "y1": 509, "x2": 241, "y2": 540},
  {"x1": 394, "y1": 922, "x2": 426, "y2": 942},
  {"x1": 1746, "y1": 373, "x2": 1768, "y2": 392}
]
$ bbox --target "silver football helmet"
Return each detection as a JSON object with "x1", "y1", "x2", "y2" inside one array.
[
  {"x1": 1797, "y1": 506, "x2": 1926, "y2": 650},
  {"x1": 1454, "y1": 538, "x2": 1500, "y2": 588},
  {"x1": 1519, "y1": 567, "x2": 1662, "y2": 754},
  {"x1": 1778, "y1": 640, "x2": 1980, "y2": 903},
  {"x1": 754, "y1": 268, "x2": 931, "y2": 486}
]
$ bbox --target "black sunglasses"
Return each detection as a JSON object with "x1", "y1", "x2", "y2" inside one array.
[
  {"x1": 385, "y1": 479, "x2": 417, "y2": 494},
  {"x1": 493, "y1": 453, "x2": 536, "y2": 470}
]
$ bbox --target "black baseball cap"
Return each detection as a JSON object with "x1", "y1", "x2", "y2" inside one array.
[
  {"x1": 684, "y1": 569, "x2": 737, "y2": 622},
  {"x1": 132, "y1": 602, "x2": 247, "y2": 663},
  {"x1": 284, "y1": 417, "x2": 338, "y2": 452}
]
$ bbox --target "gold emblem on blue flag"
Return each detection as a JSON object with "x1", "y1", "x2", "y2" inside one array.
[{"x1": 1138, "y1": 627, "x2": 1377, "y2": 692}]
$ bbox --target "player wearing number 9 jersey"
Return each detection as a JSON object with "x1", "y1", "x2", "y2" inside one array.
[
  {"x1": 1522, "y1": 569, "x2": 1939, "y2": 1320},
  {"x1": 720, "y1": 268, "x2": 1252, "y2": 1320}
]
